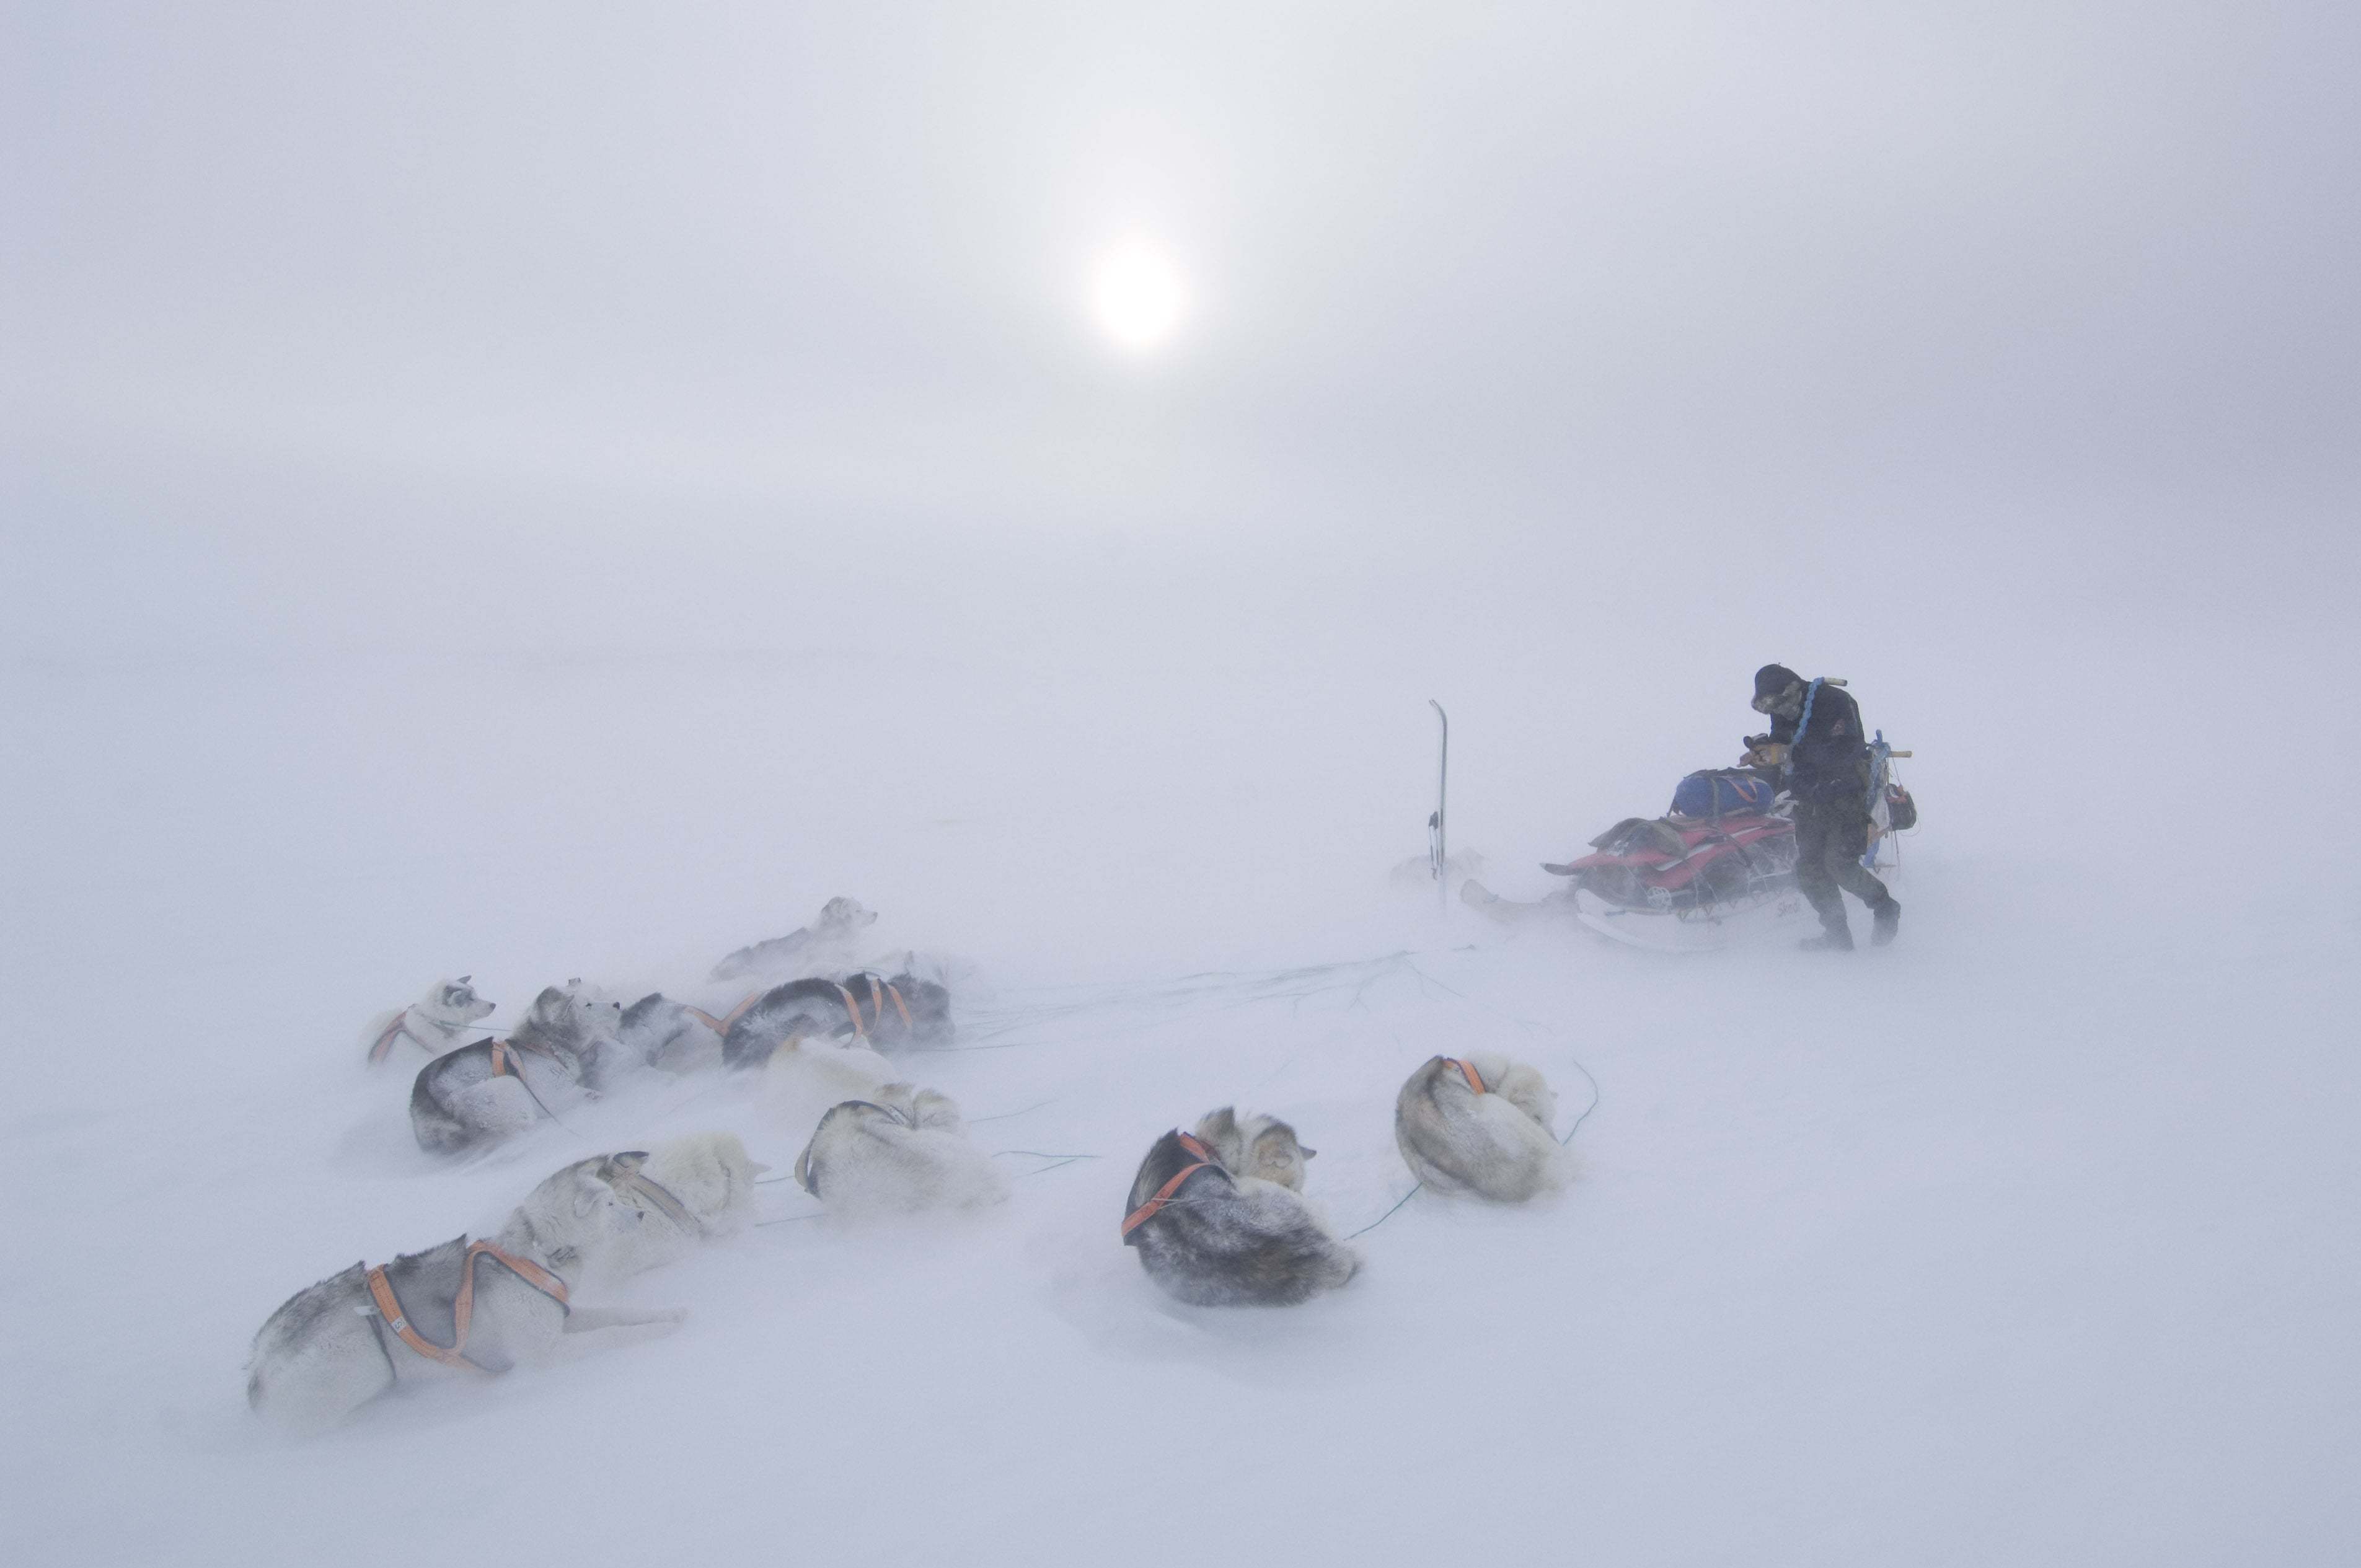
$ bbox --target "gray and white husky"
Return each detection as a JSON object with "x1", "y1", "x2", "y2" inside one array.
[
  {"x1": 1121, "y1": 1128, "x2": 1360, "y2": 1307},
  {"x1": 408, "y1": 982, "x2": 628, "y2": 1156},
  {"x1": 710, "y1": 896, "x2": 880, "y2": 983},
  {"x1": 363, "y1": 977, "x2": 495, "y2": 1065},
  {"x1": 1192, "y1": 1106, "x2": 1317, "y2": 1191},
  {"x1": 719, "y1": 972, "x2": 954, "y2": 1069},
  {"x1": 510, "y1": 1132, "x2": 768, "y2": 1284},
  {"x1": 792, "y1": 1084, "x2": 1009, "y2": 1218},
  {"x1": 245, "y1": 1163, "x2": 686, "y2": 1434},
  {"x1": 1392, "y1": 1052, "x2": 1564, "y2": 1203},
  {"x1": 617, "y1": 992, "x2": 731, "y2": 1075}
]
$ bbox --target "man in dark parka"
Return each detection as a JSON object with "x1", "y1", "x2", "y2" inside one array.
[{"x1": 1744, "y1": 663, "x2": 1900, "y2": 950}]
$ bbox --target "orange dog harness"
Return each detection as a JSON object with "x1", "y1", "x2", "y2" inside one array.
[
  {"x1": 1121, "y1": 1132, "x2": 1219, "y2": 1238},
  {"x1": 364, "y1": 1240, "x2": 570, "y2": 1375},
  {"x1": 826, "y1": 975, "x2": 912, "y2": 1040},
  {"x1": 1444, "y1": 1057, "x2": 1486, "y2": 1095}
]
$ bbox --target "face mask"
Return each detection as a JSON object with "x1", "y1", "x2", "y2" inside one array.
[{"x1": 1753, "y1": 684, "x2": 1803, "y2": 718}]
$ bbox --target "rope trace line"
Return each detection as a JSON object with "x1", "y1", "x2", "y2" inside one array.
[{"x1": 968, "y1": 1098, "x2": 1059, "y2": 1124}]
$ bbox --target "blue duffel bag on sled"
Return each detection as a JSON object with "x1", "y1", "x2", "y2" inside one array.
[{"x1": 1669, "y1": 769, "x2": 1773, "y2": 819}]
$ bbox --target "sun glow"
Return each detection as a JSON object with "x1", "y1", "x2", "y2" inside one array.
[{"x1": 1090, "y1": 244, "x2": 1186, "y2": 351}]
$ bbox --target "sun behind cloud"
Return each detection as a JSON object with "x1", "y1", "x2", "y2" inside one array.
[{"x1": 1090, "y1": 242, "x2": 1186, "y2": 351}]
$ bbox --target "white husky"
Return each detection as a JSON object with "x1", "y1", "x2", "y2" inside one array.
[
  {"x1": 363, "y1": 977, "x2": 496, "y2": 1065},
  {"x1": 1393, "y1": 1052, "x2": 1564, "y2": 1202},
  {"x1": 792, "y1": 1084, "x2": 1009, "y2": 1218},
  {"x1": 764, "y1": 1032, "x2": 898, "y2": 1147},
  {"x1": 710, "y1": 896, "x2": 880, "y2": 984},
  {"x1": 246, "y1": 1161, "x2": 686, "y2": 1434},
  {"x1": 510, "y1": 1132, "x2": 768, "y2": 1284}
]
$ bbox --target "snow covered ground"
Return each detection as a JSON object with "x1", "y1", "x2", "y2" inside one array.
[
  {"x1": 7, "y1": 4, "x2": 2356, "y2": 1560},
  {"x1": 4, "y1": 513, "x2": 2354, "y2": 1564}
]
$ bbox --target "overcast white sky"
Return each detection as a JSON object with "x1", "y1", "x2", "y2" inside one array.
[{"x1": 2, "y1": 2, "x2": 2354, "y2": 658}]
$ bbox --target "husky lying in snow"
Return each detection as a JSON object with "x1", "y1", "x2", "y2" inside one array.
[
  {"x1": 618, "y1": 992, "x2": 733, "y2": 1074},
  {"x1": 363, "y1": 977, "x2": 495, "y2": 1065},
  {"x1": 409, "y1": 982, "x2": 628, "y2": 1156},
  {"x1": 1122, "y1": 1127, "x2": 1359, "y2": 1307},
  {"x1": 719, "y1": 972, "x2": 953, "y2": 1069},
  {"x1": 792, "y1": 1085, "x2": 1009, "y2": 1218},
  {"x1": 1393, "y1": 1052, "x2": 1564, "y2": 1203},
  {"x1": 246, "y1": 1162, "x2": 686, "y2": 1434},
  {"x1": 764, "y1": 1032, "x2": 898, "y2": 1147},
  {"x1": 1192, "y1": 1106, "x2": 1317, "y2": 1191},
  {"x1": 512, "y1": 1132, "x2": 767, "y2": 1284},
  {"x1": 710, "y1": 895, "x2": 880, "y2": 983}
]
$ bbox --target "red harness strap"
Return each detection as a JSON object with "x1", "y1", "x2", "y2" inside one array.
[
  {"x1": 687, "y1": 991, "x2": 765, "y2": 1036},
  {"x1": 366, "y1": 1013, "x2": 414, "y2": 1066},
  {"x1": 865, "y1": 974, "x2": 914, "y2": 1031},
  {"x1": 1120, "y1": 1133, "x2": 1219, "y2": 1238},
  {"x1": 487, "y1": 1040, "x2": 516, "y2": 1079},
  {"x1": 828, "y1": 981, "x2": 870, "y2": 1039},
  {"x1": 364, "y1": 1241, "x2": 571, "y2": 1374},
  {"x1": 1444, "y1": 1057, "x2": 1486, "y2": 1095}
]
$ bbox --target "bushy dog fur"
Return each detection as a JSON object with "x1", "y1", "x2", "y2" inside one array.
[
  {"x1": 618, "y1": 992, "x2": 727, "y2": 1074},
  {"x1": 509, "y1": 1132, "x2": 766, "y2": 1284},
  {"x1": 720, "y1": 972, "x2": 953, "y2": 1068},
  {"x1": 1123, "y1": 1128, "x2": 1359, "y2": 1308},
  {"x1": 709, "y1": 896, "x2": 880, "y2": 983},
  {"x1": 408, "y1": 982, "x2": 627, "y2": 1156},
  {"x1": 1392, "y1": 1051, "x2": 1564, "y2": 1202},
  {"x1": 245, "y1": 1194, "x2": 684, "y2": 1434},
  {"x1": 1192, "y1": 1106, "x2": 1317, "y2": 1192},
  {"x1": 792, "y1": 1084, "x2": 1008, "y2": 1218},
  {"x1": 764, "y1": 1033, "x2": 898, "y2": 1147}
]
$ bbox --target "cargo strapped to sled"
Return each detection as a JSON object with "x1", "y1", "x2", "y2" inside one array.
[
  {"x1": 1121, "y1": 1132, "x2": 1219, "y2": 1239},
  {"x1": 365, "y1": 1240, "x2": 570, "y2": 1375},
  {"x1": 1443, "y1": 1057, "x2": 1486, "y2": 1095}
]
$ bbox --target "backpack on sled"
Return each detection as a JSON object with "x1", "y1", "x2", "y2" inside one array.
[{"x1": 1669, "y1": 769, "x2": 1774, "y2": 819}]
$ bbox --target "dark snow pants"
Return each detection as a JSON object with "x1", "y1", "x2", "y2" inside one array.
[{"x1": 1793, "y1": 796, "x2": 1892, "y2": 935}]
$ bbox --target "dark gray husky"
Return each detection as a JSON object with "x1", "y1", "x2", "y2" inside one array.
[
  {"x1": 1121, "y1": 1129, "x2": 1360, "y2": 1308},
  {"x1": 717, "y1": 972, "x2": 953, "y2": 1070},
  {"x1": 409, "y1": 982, "x2": 627, "y2": 1155}
]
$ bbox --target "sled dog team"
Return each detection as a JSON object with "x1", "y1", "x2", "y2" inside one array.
[{"x1": 255, "y1": 902, "x2": 1571, "y2": 1432}]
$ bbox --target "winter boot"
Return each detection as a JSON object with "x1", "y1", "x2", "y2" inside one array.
[
  {"x1": 1870, "y1": 897, "x2": 1901, "y2": 947},
  {"x1": 1798, "y1": 924, "x2": 1855, "y2": 952}
]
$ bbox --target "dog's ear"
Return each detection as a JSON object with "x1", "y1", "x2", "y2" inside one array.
[
  {"x1": 458, "y1": 974, "x2": 471, "y2": 984},
  {"x1": 1300, "y1": 1145, "x2": 1318, "y2": 1160},
  {"x1": 610, "y1": 1150, "x2": 648, "y2": 1174}
]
